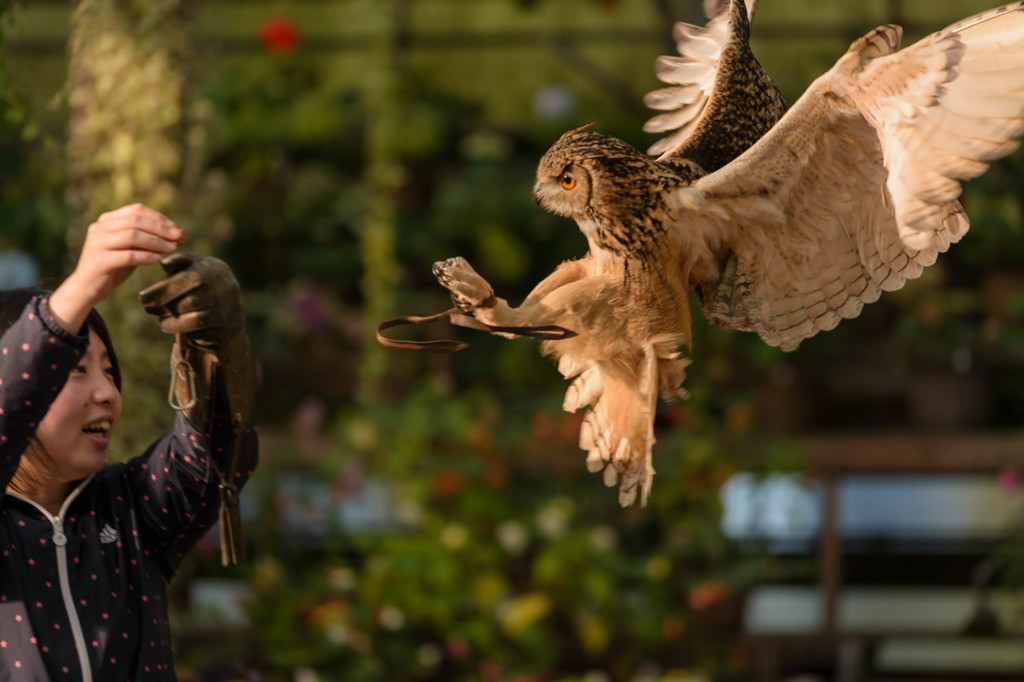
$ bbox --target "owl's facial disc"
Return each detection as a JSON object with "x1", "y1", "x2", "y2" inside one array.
[{"x1": 534, "y1": 163, "x2": 588, "y2": 219}]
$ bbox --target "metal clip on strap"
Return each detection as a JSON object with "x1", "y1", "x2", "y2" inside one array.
[{"x1": 168, "y1": 357, "x2": 198, "y2": 410}]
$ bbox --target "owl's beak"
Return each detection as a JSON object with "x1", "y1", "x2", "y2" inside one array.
[{"x1": 532, "y1": 179, "x2": 547, "y2": 207}]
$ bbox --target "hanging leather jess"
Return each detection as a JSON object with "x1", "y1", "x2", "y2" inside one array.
[{"x1": 168, "y1": 357, "x2": 246, "y2": 567}]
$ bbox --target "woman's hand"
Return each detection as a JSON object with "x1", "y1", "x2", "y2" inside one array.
[{"x1": 49, "y1": 203, "x2": 184, "y2": 333}]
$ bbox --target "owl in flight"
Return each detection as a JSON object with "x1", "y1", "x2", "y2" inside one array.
[{"x1": 430, "y1": 0, "x2": 1024, "y2": 506}]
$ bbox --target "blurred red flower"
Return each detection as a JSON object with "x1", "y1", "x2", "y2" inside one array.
[
  {"x1": 432, "y1": 471, "x2": 468, "y2": 499},
  {"x1": 660, "y1": 615, "x2": 686, "y2": 640},
  {"x1": 259, "y1": 16, "x2": 301, "y2": 54},
  {"x1": 687, "y1": 579, "x2": 727, "y2": 612}
]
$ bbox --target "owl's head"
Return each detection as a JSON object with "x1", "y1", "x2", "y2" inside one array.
[{"x1": 533, "y1": 123, "x2": 664, "y2": 222}]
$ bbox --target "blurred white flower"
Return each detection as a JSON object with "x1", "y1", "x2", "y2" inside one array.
[
  {"x1": 588, "y1": 525, "x2": 618, "y2": 553},
  {"x1": 533, "y1": 84, "x2": 576, "y2": 120},
  {"x1": 324, "y1": 566, "x2": 356, "y2": 591},
  {"x1": 417, "y1": 643, "x2": 443, "y2": 669},
  {"x1": 496, "y1": 521, "x2": 529, "y2": 555},
  {"x1": 378, "y1": 605, "x2": 405, "y2": 631},
  {"x1": 535, "y1": 499, "x2": 572, "y2": 540},
  {"x1": 395, "y1": 497, "x2": 424, "y2": 526},
  {"x1": 324, "y1": 623, "x2": 347, "y2": 645}
]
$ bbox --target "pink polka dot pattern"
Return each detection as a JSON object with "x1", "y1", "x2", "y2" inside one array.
[{"x1": 1, "y1": 296, "x2": 259, "y2": 679}]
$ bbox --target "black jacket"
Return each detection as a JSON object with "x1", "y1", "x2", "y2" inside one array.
[{"x1": 0, "y1": 296, "x2": 258, "y2": 681}]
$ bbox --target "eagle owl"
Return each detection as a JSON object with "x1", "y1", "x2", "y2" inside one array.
[{"x1": 430, "y1": 0, "x2": 1024, "y2": 506}]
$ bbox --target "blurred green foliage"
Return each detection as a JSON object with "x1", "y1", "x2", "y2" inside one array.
[
  {"x1": 0, "y1": 0, "x2": 66, "y2": 275},
  {"x1": 178, "y1": 377, "x2": 798, "y2": 682}
]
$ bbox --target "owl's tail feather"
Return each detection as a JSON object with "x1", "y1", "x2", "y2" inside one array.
[{"x1": 562, "y1": 349, "x2": 659, "y2": 507}]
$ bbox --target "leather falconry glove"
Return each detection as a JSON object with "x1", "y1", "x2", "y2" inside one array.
[
  {"x1": 139, "y1": 252, "x2": 256, "y2": 566},
  {"x1": 138, "y1": 252, "x2": 256, "y2": 434}
]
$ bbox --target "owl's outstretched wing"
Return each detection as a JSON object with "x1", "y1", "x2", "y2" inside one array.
[
  {"x1": 644, "y1": 0, "x2": 786, "y2": 171},
  {"x1": 674, "y1": 3, "x2": 1024, "y2": 351}
]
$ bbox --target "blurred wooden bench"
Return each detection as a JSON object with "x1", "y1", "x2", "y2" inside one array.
[
  {"x1": 737, "y1": 431, "x2": 1024, "y2": 681},
  {"x1": 744, "y1": 585, "x2": 1024, "y2": 680}
]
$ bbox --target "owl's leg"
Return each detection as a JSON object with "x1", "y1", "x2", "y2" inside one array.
[
  {"x1": 432, "y1": 257, "x2": 496, "y2": 311},
  {"x1": 433, "y1": 257, "x2": 589, "y2": 332}
]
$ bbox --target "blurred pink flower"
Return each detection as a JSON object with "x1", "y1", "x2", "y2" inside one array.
[
  {"x1": 292, "y1": 284, "x2": 329, "y2": 333},
  {"x1": 294, "y1": 396, "x2": 328, "y2": 459},
  {"x1": 446, "y1": 635, "x2": 471, "y2": 660},
  {"x1": 999, "y1": 466, "x2": 1021, "y2": 494}
]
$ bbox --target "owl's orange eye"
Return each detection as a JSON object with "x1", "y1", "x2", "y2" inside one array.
[{"x1": 559, "y1": 174, "x2": 576, "y2": 190}]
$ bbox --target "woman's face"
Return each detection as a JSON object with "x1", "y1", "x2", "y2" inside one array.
[{"x1": 31, "y1": 329, "x2": 122, "y2": 483}]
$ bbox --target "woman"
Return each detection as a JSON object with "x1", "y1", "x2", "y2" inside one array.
[{"x1": 0, "y1": 203, "x2": 258, "y2": 681}]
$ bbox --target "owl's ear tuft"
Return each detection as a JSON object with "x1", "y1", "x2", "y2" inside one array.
[{"x1": 561, "y1": 122, "x2": 601, "y2": 139}]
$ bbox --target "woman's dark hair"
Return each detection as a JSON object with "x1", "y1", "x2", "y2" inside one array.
[{"x1": 0, "y1": 288, "x2": 122, "y2": 391}]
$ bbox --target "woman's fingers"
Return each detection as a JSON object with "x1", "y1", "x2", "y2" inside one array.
[
  {"x1": 93, "y1": 224, "x2": 180, "y2": 255},
  {"x1": 98, "y1": 202, "x2": 178, "y2": 229},
  {"x1": 76, "y1": 206, "x2": 184, "y2": 281},
  {"x1": 92, "y1": 204, "x2": 184, "y2": 249},
  {"x1": 49, "y1": 204, "x2": 184, "y2": 332},
  {"x1": 75, "y1": 204, "x2": 185, "y2": 295},
  {"x1": 84, "y1": 247, "x2": 165, "y2": 284}
]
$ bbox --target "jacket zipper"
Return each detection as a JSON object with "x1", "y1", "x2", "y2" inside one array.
[{"x1": 8, "y1": 477, "x2": 95, "y2": 682}]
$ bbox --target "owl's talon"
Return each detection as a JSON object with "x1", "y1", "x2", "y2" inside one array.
[{"x1": 433, "y1": 257, "x2": 496, "y2": 311}]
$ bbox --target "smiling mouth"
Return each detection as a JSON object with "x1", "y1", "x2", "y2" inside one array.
[{"x1": 82, "y1": 421, "x2": 112, "y2": 438}]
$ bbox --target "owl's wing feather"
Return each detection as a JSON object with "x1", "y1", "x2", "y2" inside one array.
[
  {"x1": 675, "y1": 3, "x2": 1024, "y2": 350},
  {"x1": 644, "y1": 0, "x2": 786, "y2": 172},
  {"x1": 644, "y1": 0, "x2": 754, "y2": 147}
]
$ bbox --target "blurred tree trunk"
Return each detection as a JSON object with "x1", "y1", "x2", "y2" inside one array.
[
  {"x1": 357, "y1": 0, "x2": 403, "y2": 404},
  {"x1": 65, "y1": 0, "x2": 203, "y2": 457}
]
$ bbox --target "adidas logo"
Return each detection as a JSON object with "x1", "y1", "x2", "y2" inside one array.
[{"x1": 99, "y1": 523, "x2": 118, "y2": 544}]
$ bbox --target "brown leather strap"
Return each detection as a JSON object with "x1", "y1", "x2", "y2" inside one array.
[
  {"x1": 377, "y1": 307, "x2": 576, "y2": 353},
  {"x1": 376, "y1": 308, "x2": 470, "y2": 353}
]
